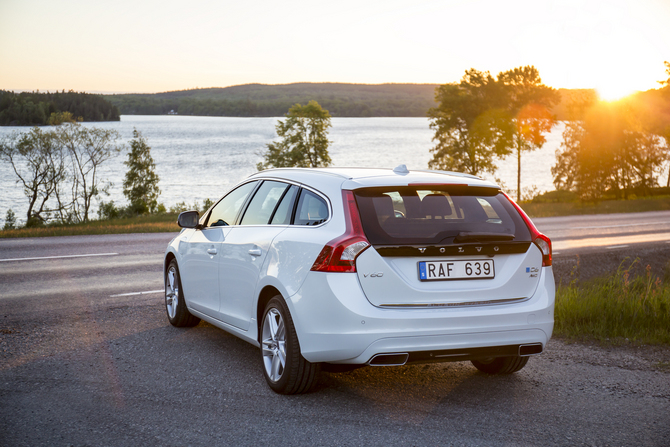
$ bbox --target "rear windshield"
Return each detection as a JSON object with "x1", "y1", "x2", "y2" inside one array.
[{"x1": 353, "y1": 186, "x2": 530, "y2": 245}]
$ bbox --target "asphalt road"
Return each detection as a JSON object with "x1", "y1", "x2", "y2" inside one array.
[{"x1": 1, "y1": 212, "x2": 669, "y2": 446}]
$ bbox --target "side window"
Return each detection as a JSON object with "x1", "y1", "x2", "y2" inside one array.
[
  {"x1": 207, "y1": 181, "x2": 257, "y2": 227},
  {"x1": 270, "y1": 185, "x2": 299, "y2": 225},
  {"x1": 240, "y1": 181, "x2": 290, "y2": 225},
  {"x1": 294, "y1": 190, "x2": 329, "y2": 226}
]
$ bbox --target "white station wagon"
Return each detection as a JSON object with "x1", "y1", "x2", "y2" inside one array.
[{"x1": 164, "y1": 166, "x2": 555, "y2": 394}]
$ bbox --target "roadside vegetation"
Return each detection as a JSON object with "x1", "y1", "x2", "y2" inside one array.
[
  {"x1": 555, "y1": 259, "x2": 670, "y2": 345},
  {"x1": 0, "y1": 212, "x2": 180, "y2": 238},
  {"x1": 522, "y1": 188, "x2": 670, "y2": 217}
]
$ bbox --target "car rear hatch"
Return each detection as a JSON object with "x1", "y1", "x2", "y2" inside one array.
[{"x1": 352, "y1": 184, "x2": 543, "y2": 308}]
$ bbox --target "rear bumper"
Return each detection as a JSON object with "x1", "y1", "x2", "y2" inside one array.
[{"x1": 286, "y1": 267, "x2": 555, "y2": 364}]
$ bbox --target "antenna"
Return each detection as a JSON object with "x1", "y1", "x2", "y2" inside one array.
[{"x1": 393, "y1": 164, "x2": 409, "y2": 175}]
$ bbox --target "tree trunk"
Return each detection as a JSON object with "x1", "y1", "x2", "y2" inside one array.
[{"x1": 517, "y1": 146, "x2": 521, "y2": 202}]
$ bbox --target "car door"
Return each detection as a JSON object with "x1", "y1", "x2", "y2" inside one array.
[
  {"x1": 217, "y1": 181, "x2": 298, "y2": 330},
  {"x1": 180, "y1": 181, "x2": 258, "y2": 318}
]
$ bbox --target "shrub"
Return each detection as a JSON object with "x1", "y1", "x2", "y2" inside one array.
[{"x1": 555, "y1": 259, "x2": 670, "y2": 345}]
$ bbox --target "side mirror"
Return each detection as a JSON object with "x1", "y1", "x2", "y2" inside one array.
[{"x1": 177, "y1": 210, "x2": 200, "y2": 229}]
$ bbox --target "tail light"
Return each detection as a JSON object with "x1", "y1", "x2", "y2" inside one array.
[
  {"x1": 502, "y1": 192, "x2": 552, "y2": 267},
  {"x1": 311, "y1": 190, "x2": 370, "y2": 273}
]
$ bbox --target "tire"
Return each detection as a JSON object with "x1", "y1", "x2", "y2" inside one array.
[
  {"x1": 261, "y1": 296, "x2": 320, "y2": 394},
  {"x1": 165, "y1": 259, "x2": 200, "y2": 327},
  {"x1": 471, "y1": 356, "x2": 529, "y2": 374}
]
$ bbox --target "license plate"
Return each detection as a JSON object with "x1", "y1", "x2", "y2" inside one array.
[{"x1": 418, "y1": 260, "x2": 495, "y2": 281}]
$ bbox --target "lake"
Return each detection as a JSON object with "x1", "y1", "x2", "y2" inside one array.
[{"x1": 1, "y1": 115, "x2": 564, "y2": 225}]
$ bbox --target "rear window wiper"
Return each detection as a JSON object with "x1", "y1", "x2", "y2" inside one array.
[{"x1": 453, "y1": 232, "x2": 515, "y2": 243}]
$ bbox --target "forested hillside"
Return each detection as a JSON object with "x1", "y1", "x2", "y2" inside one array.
[
  {"x1": 0, "y1": 90, "x2": 120, "y2": 125},
  {"x1": 106, "y1": 83, "x2": 438, "y2": 117},
  {"x1": 106, "y1": 83, "x2": 603, "y2": 119}
]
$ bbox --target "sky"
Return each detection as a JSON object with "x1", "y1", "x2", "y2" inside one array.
[{"x1": 1, "y1": 0, "x2": 669, "y2": 100}]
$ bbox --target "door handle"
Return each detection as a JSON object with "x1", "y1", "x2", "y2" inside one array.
[
  {"x1": 207, "y1": 248, "x2": 217, "y2": 255},
  {"x1": 248, "y1": 248, "x2": 262, "y2": 257}
]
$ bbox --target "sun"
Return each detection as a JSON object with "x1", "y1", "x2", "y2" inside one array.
[{"x1": 596, "y1": 83, "x2": 637, "y2": 102}]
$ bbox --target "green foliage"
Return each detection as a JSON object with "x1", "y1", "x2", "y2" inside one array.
[
  {"x1": 0, "y1": 212, "x2": 181, "y2": 239},
  {"x1": 168, "y1": 199, "x2": 213, "y2": 214},
  {"x1": 498, "y1": 66, "x2": 560, "y2": 201},
  {"x1": 0, "y1": 127, "x2": 69, "y2": 224},
  {"x1": 429, "y1": 66, "x2": 558, "y2": 184},
  {"x1": 555, "y1": 259, "x2": 670, "y2": 345},
  {"x1": 58, "y1": 123, "x2": 123, "y2": 222},
  {"x1": 257, "y1": 101, "x2": 332, "y2": 170},
  {"x1": 428, "y1": 69, "x2": 513, "y2": 176},
  {"x1": 552, "y1": 100, "x2": 667, "y2": 200},
  {"x1": 659, "y1": 61, "x2": 670, "y2": 87},
  {"x1": 97, "y1": 199, "x2": 167, "y2": 220},
  {"x1": 531, "y1": 190, "x2": 579, "y2": 203},
  {"x1": 0, "y1": 124, "x2": 121, "y2": 224},
  {"x1": 123, "y1": 129, "x2": 161, "y2": 214},
  {"x1": 97, "y1": 200, "x2": 122, "y2": 220},
  {"x1": 106, "y1": 83, "x2": 437, "y2": 117},
  {"x1": 3, "y1": 209, "x2": 17, "y2": 230},
  {"x1": 0, "y1": 90, "x2": 120, "y2": 126},
  {"x1": 47, "y1": 111, "x2": 81, "y2": 125},
  {"x1": 521, "y1": 192, "x2": 670, "y2": 218}
]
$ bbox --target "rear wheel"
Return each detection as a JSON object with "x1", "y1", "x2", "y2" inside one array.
[
  {"x1": 471, "y1": 356, "x2": 529, "y2": 374},
  {"x1": 261, "y1": 296, "x2": 319, "y2": 394},
  {"x1": 165, "y1": 259, "x2": 200, "y2": 327}
]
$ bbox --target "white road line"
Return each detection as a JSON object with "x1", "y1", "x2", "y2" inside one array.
[
  {"x1": 569, "y1": 221, "x2": 670, "y2": 230},
  {"x1": 606, "y1": 245, "x2": 629, "y2": 249},
  {"x1": 110, "y1": 289, "x2": 163, "y2": 297},
  {"x1": 0, "y1": 252, "x2": 119, "y2": 262},
  {"x1": 553, "y1": 233, "x2": 670, "y2": 251}
]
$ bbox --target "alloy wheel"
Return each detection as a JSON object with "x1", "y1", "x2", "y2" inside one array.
[{"x1": 262, "y1": 308, "x2": 286, "y2": 382}]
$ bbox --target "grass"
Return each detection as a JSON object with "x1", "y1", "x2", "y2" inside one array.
[
  {"x1": 521, "y1": 194, "x2": 670, "y2": 218},
  {"x1": 0, "y1": 213, "x2": 180, "y2": 238},
  {"x1": 3, "y1": 193, "x2": 670, "y2": 237},
  {"x1": 554, "y1": 259, "x2": 670, "y2": 345}
]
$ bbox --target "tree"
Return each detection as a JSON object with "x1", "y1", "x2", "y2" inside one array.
[
  {"x1": 428, "y1": 69, "x2": 514, "y2": 176},
  {"x1": 657, "y1": 61, "x2": 670, "y2": 186},
  {"x1": 0, "y1": 128, "x2": 69, "y2": 225},
  {"x1": 58, "y1": 123, "x2": 123, "y2": 222},
  {"x1": 3, "y1": 209, "x2": 17, "y2": 230},
  {"x1": 552, "y1": 101, "x2": 666, "y2": 200},
  {"x1": 429, "y1": 66, "x2": 559, "y2": 196},
  {"x1": 257, "y1": 100, "x2": 332, "y2": 170},
  {"x1": 123, "y1": 129, "x2": 161, "y2": 214},
  {"x1": 659, "y1": 61, "x2": 670, "y2": 87},
  {"x1": 47, "y1": 110, "x2": 80, "y2": 125},
  {"x1": 1, "y1": 122, "x2": 122, "y2": 226},
  {"x1": 498, "y1": 66, "x2": 560, "y2": 201}
]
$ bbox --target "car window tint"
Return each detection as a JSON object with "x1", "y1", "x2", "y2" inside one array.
[
  {"x1": 354, "y1": 186, "x2": 530, "y2": 245},
  {"x1": 294, "y1": 190, "x2": 328, "y2": 226},
  {"x1": 240, "y1": 181, "x2": 290, "y2": 225},
  {"x1": 207, "y1": 181, "x2": 257, "y2": 227},
  {"x1": 270, "y1": 185, "x2": 299, "y2": 225}
]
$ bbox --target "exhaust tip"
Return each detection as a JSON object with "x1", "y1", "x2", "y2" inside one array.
[
  {"x1": 368, "y1": 353, "x2": 409, "y2": 366},
  {"x1": 519, "y1": 343, "x2": 543, "y2": 356}
]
